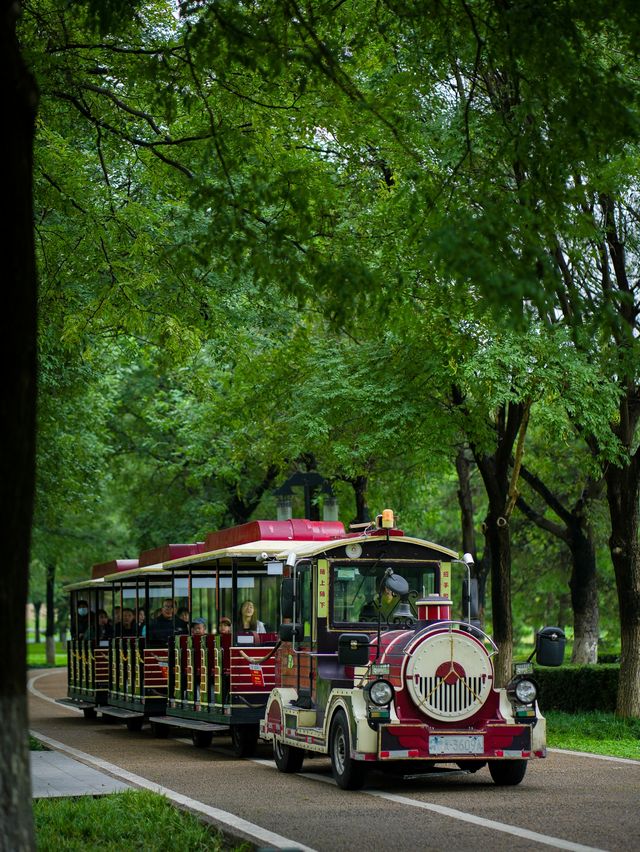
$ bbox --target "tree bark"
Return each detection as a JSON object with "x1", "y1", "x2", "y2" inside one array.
[
  {"x1": 455, "y1": 446, "x2": 490, "y2": 618},
  {"x1": 46, "y1": 563, "x2": 56, "y2": 665},
  {"x1": 568, "y1": 526, "x2": 599, "y2": 664},
  {"x1": 1, "y1": 0, "x2": 38, "y2": 847},
  {"x1": 483, "y1": 510, "x2": 513, "y2": 687},
  {"x1": 33, "y1": 601, "x2": 42, "y2": 644},
  {"x1": 606, "y1": 452, "x2": 640, "y2": 717},
  {"x1": 351, "y1": 475, "x2": 370, "y2": 524},
  {"x1": 455, "y1": 446, "x2": 477, "y2": 556}
]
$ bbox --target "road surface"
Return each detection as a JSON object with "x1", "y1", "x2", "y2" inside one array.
[{"x1": 28, "y1": 668, "x2": 640, "y2": 851}]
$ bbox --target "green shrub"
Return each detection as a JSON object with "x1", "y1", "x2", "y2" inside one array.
[{"x1": 535, "y1": 664, "x2": 619, "y2": 712}]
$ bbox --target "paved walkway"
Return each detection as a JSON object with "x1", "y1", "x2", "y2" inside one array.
[{"x1": 31, "y1": 749, "x2": 131, "y2": 798}]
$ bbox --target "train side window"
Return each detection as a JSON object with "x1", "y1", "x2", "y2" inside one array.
[{"x1": 297, "y1": 564, "x2": 312, "y2": 638}]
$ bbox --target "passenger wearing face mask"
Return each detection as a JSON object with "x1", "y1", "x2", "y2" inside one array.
[{"x1": 75, "y1": 599, "x2": 91, "y2": 639}]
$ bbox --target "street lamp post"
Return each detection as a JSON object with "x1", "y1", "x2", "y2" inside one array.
[{"x1": 273, "y1": 471, "x2": 337, "y2": 522}]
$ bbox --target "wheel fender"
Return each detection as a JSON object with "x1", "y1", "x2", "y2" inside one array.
[
  {"x1": 261, "y1": 688, "x2": 299, "y2": 741},
  {"x1": 326, "y1": 690, "x2": 377, "y2": 756},
  {"x1": 532, "y1": 706, "x2": 546, "y2": 752}
]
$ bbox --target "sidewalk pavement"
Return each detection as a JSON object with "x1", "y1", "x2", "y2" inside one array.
[{"x1": 31, "y1": 750, "x2": 131, "y2": 798}]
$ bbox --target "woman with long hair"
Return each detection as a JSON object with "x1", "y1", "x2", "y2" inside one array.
[{"x1": 238, "y1": 599, "x2": 266, "y2": 633}]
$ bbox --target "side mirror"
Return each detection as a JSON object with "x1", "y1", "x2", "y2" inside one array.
[
  {"x1": 462, "y1": 578, "x2": 479, "y2": 620},
  {"x1": 280, "y1": 578, "x2": 294, "y2": 622},
  {"x1": 338, "y1": 633, "x2": 370, "y2": 666},
  {"x1": 535, "y1": 626, "x2": 566, "y2": 667}
]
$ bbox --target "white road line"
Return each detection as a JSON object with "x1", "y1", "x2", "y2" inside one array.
[
  {"x1": 28, "y1": 671, "x2": 83, "y2": 713},
  {"x1": 294, "y1": 772, "x2": 607, "y2": 852},
  {"x1": 549, "y1": 748, "x2": 640, "y2": 765},
  {"x1": 29, "y1": 730, "x2": 316, "y2": 852},
  {"x1": 364, "y1": 790, "x2": 608, "y2": 852}
]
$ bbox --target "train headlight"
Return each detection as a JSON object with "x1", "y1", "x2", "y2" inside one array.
[
  {"x1": 507, "y1": 677, "x2": 538, "y2": 704},
  {"x1": 366, "y1": 679, "x2": 394, "y2": 706}
]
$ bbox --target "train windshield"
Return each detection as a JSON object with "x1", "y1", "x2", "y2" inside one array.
[{"x1": 331, "y1": 561, "x2": 438, "y2": 627}]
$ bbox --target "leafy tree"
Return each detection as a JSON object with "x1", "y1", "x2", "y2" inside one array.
[{"x1": 168, "y1": 0, "x2": 640, "y2": 711}]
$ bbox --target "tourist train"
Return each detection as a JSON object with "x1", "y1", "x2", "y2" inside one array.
[{"x1": 60, "y1": 510, "x2": 565, "y2": 789}]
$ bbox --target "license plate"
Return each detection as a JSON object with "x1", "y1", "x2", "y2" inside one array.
[{"x1": 429, "y1": 735, "x2": 484, "y2": 755}]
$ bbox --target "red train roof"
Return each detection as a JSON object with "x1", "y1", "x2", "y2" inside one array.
[
  {"x1": 138, "y1": 543, "x2": 204, "y2": 567},
  {"x1": 204, "y1": 519, "x2": 347, "y2": 552},
  {"x1": 91, "y1": 558, "x2": 139, "y2": 580}
]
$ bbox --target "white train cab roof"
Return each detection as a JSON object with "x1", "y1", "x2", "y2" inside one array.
[{"x1": 159, "y1": 533, "x2": 459, "y2": 571}]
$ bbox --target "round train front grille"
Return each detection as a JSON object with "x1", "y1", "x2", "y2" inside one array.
[{"x1": 405, "y1": 629, "x2": 493, "y2": 721}]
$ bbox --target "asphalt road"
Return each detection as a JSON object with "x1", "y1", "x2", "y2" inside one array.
[{"x1": 29, "y1": 668, "x2": 640, "y2": 852}]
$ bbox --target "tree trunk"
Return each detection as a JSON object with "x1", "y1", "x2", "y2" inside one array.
[
  {"x1": 455, "y1": 447, "x2": 476, "y2": 557},
  {"x1": 606, "y1": 455, "x2": 640, "y2": 718},
  {"x1": 33, "y1": 601, "x2": 42, "y2": 644},
  {"x1": 46, "y1": 563, "x2": 56, "y2": 665},
  {"x1": 569, "y1": 527, "x2": 599, "y2": 664},
  {"x1": 484, "y1": 514, "x2": 513, "y2": 687},
  {"x1": 470, "y1": 401, "x2": 526, "y2": 686},
  {"x1": 1, "y1": 1, "x2": 38, "y2": 847},
  {"x1": 351, "y1": 475, "x2": 371, "y2": 524},
  {"x1": 455, "y1": 447, "x2": 490, "y2": 620}
]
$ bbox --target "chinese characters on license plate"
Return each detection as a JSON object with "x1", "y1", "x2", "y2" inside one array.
[{"x1": 429, "y1": 735, "x2": 484, "y2": 755}]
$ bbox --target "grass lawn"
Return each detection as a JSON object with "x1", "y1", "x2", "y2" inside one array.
[
  {"x1": 547, "y1": 710, "x2": 640, "y2": 760},
  {"x1": 27, "y1": 641, "x2": 67, "y2": 668},
  {"x1": 33, "y1": 789, "x2": 245, "y2": 851}
]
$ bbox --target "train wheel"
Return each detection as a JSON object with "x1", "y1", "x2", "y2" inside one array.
[
  {"x1": 150, "y1": 721, "x2": 169, "y2": 738},
  {"x1": 83, "y1": 707, "x2": 97, "y2": 720},
  {"x1": 488, "y1": 759, "x2": 527, "y2": 786},
  {"x1": 273, "y1": 739, "x2": 305, "y2": 773},
  {"x1": 192, "y1": 730, "x2": 213, "y2": 748},
  {"x1": 230, "y1": 724, "x2": 259, "y2": 757},
  {"x1": 329, "y1": 709, "x2": 366, "y2": 790},
  {"x1": 126, "y1": 717, "x2": 144, "y2": 732}
]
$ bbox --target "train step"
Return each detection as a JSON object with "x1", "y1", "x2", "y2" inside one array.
[
  {"x1": 100, "y1": 707, "x2": 144, "y2": 720},
  {"x1": 148, "y1": 716, "x2": 229, "y2": 733},
  {"x1": 55, "y1": 698, "x2": 95, "y2": 710}
]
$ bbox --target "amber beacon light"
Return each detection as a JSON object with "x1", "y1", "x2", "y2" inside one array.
[{"x1": 381, "y1": 508, "x2": 395, "y2": 529}]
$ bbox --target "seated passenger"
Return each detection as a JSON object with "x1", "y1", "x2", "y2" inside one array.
[
  {"x1": 238, "y1": 600, "x2": 265, "y2": 634},
  {"x1": 191, "y1": 617, "x2": 207, "y2": 637},
  {"x1": 176, "y1": 606, "x2": 190, "y2": 632},
  {"x1": 87, "y1": 608, "x2": 112, "y2": 641},
  {"x1": 148, "y1": 598, "x2": 178, "y2": 642},
  {"x1": 218, "y1": 616, "x2": 231, "y2": 635},
  {"x1": 116, "y1": 607, "x2": 137, "y2": 637},
  {"x1": 75, "y1": 599, "x2": 90, "y2": 639}
]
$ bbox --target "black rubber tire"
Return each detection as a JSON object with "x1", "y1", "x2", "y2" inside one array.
[
  {"x1": 273, "y1": 739, "x2": 305, "y2": 773},
  {"x1": 230, "y1": 724, "x2": 259, "y2": 757},
  {"x1": 126, "y1": 717, "x2": 144, "y2": 732},
  {"x1": 192, "y1": 730, "x2": 213, "y2": 748},
  {"x1": 329, "y1": 709, "x2": 367, "y2": 790},
  {"x1": 488, "y1": 759, "x2": 528, "y2": 786},
  {"x1": 150, "y1": 721, "x2": 169, "y2": 739},
  {"x1": 83, "y1": 707, "x2": 97, "y2": 719}
]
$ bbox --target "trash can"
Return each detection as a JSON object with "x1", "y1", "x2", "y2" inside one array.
[{"x1": 536, "y1": 626, "x2": 566, "y2": 667}]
